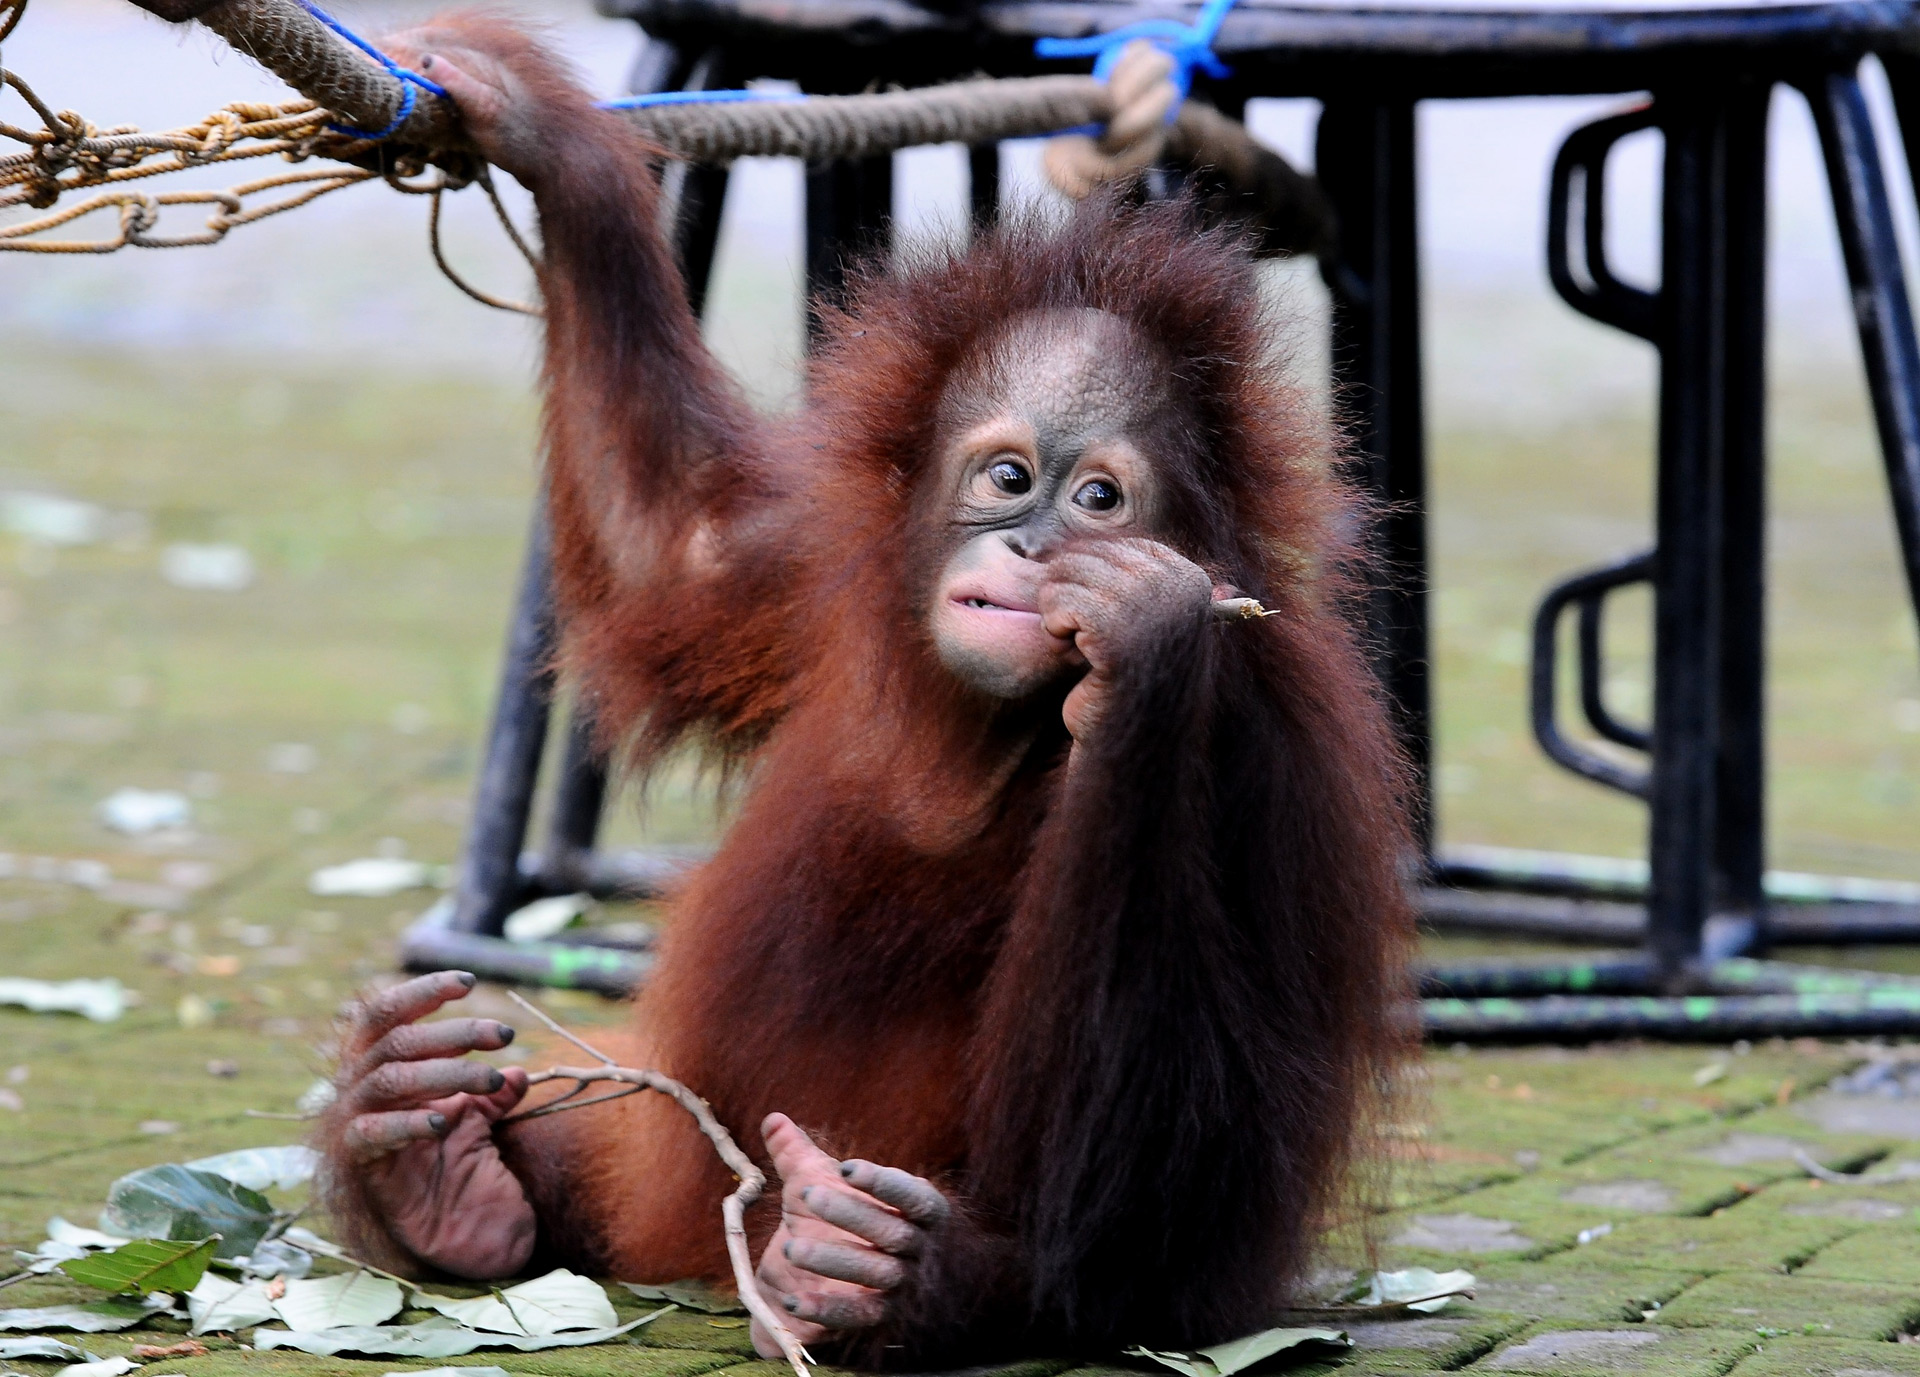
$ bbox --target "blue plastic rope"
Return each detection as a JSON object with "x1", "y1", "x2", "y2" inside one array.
[
  {"x1": 1032, "y1": 0, "x2": 1237, "y2": 106},
  {"x1": 597, "y1": 89, "x2": 807, "y2": 110},
  {"x1": 298, "y1": 0, "x2": 449, "y2": 141}
]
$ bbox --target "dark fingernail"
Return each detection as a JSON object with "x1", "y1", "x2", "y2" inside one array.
[
  {"x1": 783, "y1": 1241, "x2": 794, "y2": 1260},
  {"x1": 496, "y1": 1023, "x2": 515, "y2": 1044},
  {"x1": 801, "y1": 1187, "x2": 814, "y2": 1206},
  {"x1": 421, "y1": 54, "x2": 435, "y2": 68},
  {"x1": 487, "y1": 1068, "x2": 506, "y2": 1092},
  {"x1": 782, "y1": 1295, "x2": 798, "y2": 1313},
  {"x1": 428, "y1": 1112, "x2": 447, "y2": 1134},
  {"x1": 840, "y1": 1162, "x2": 856, "y2": 1179},
  {"x1": 454, "y1": 971, "x2": 476, "y2": 989}
]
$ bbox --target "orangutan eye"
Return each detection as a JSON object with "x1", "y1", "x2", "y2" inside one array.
[
  {"x1": 1072, "y1": 478, "x2": 1120, "y2": 512},
  {"x1": 987, "y1": 460, "x2": 1032, "y2": 495}
]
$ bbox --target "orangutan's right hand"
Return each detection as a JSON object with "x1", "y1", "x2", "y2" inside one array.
[
  {"x1": 374, "y1": 16, "x2": 594, "y2": 190},
  {"x1": 332, "y1": 970, "x2": 536, "y2": 1278}
]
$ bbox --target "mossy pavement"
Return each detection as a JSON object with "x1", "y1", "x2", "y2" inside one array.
[{"x1": 6, "y1": 345, "x2": 1920, "y2": 1377}]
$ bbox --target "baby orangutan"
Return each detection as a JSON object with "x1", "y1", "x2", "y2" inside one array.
[{"x1": 317, "y1": 13, "x2": 1416, "y2": 1369}]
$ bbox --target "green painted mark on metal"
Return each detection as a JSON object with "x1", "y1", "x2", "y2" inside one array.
[{"x1": 544, "y1": 945, "x2": 637, "y2": 986}]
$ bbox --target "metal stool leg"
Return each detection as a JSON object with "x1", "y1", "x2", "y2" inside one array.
[
  {"x1": 1712, "y1": 86, "x2": 1771, "y2": 958},
  {"x1": 1808, "y1": 66, "x2": 1920, "y2": 641},
  {"x1": 447, "y1": 513, "x2": 557, "y2": 936},
  {"x1": 1315, "y1": 99, "x2": 1433, "y2": 857}
]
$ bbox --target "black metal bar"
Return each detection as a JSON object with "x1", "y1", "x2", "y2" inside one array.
[
  {"x1": 1713, "y1": 85, "x2": 1772, "y2": 956},
  {"x1": 1575, "y1": 574, "x2": 1651, "y2": 752},
  {"x1": 404, "y1": 899, "x2": 650, "y2": 996},
  {"x1": 1530, "y1": 550, "x2": 1654, "y2": 795},
  {"x1": 1807, "y1": 66, "x2": 1920, "y2": 649},
  {"x1": 1547, "y1": 103, "x2": 1661, "y2": 340},
  {"x1": 969, "y1": 140, "x2": 999, "y2": 227},
  {"x1": 537, "y1": 708, "x2": 609, "y2": 895},
  {"x1": 447, "y1": 512, "x2": 556, "y2": 935},
  {"x1": 1316, "y1": 98, "x2": 1432, "y2": 855},
  {"x1": 1645, "y1": 89, "x2": 1732, "y2": 979},
  {"x1": 806, "y1": 155, "x2": 893, "y2": 342},
  {"x1": 1422, "y1": 886, "x2": 1920, "y2": 945}
]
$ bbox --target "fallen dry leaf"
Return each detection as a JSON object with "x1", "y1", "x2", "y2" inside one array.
[{"x1": 134, "y1": 1341, "x2": 208, "y2": 1359}]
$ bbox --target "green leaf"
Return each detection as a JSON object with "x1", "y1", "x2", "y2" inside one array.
[
  {"x1": 0, "y1": 1297, "x2": 168, "y2": 1332},
  {"x1": 253, "y1": 1308, "x2": 671, "y2": 1357},
  {"x1": 98, "y1": 1165, "x2": 275, "y2": 1260},
  {"x1": 187, "y1": 1272, "x2": 280, "y2": 1335},
  {"x1": 1126, "y1": 1327, "x2": 1350, "y2": 1377},
  {"x1": 59, "y1": 1237, "x2": 217, "y2": 1295},
  {"x1": 271, "y1": 1271, "x2": 404, "y2": 1331},
  {"x1": 415, "y1": 1269, "x2": 617, "y2": 1336},
  {"x1": 620, "y1": 1279, "x2": 746, "y2": 1315}
]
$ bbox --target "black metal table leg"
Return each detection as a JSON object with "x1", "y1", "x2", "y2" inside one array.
[
  {"x1": 1646, "y1": 89, "x2": 1742, "y2": 981},
  {"x1": 1713, "y1": 85, "x2": 1771, "y2": 958},
  {"x1": 1808, "y1": 66, "x2": 1920, "y2": 644},
  {"x1": 446, "y1": 511, "x2": 557, "y2": 936},
  {"x1": 1315, "y1": 98, "x2": 1433, "y2": 856}
]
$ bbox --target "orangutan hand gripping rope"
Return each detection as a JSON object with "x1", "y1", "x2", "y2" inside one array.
[{"x1": 318, "y1": 14, "x2": 1417, "y2": 1368}]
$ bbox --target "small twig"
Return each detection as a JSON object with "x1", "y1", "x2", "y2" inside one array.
[
  {"x1": 505, "y1": 990, "x2": 617, "y2": 1065},
  {"x1": 505, "y1": 1084, "x2": 646, "y2": 1122},
  {"x1": 1795, "y1": 1148, "x2": 1920, "y2": 1185},
  {"x1": 499, "y1": 993, "x2": 808, "y2": 1376},
  {"x1": 1293, "y1": 1287, "x2": 1476, "y2": 1316},
  {"x1": 244, "y1": 1109, "x2": 315, "y2": 1121},
  {"x1": 0, "y1": 1267, "x2": 42, "y2": 1291}
]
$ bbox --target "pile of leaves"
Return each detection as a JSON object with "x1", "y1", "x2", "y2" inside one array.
[
  {"x1": 0, "y1": 1145, "x2": 673, "y2": 1367},
  {"x1": 2, "y1": 1141, "x2": 1474, "y2": 1377}
]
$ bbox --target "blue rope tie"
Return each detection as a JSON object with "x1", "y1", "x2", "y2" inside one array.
[
  {"x1": 1033, "y1": 0, "x2": 1237, "y2": 107},
  {"x1": 597, "y1": 89, "x2": 806, "y2": 110},
  {"x1": 298, "y1": 0, "x2": 449, "y2": 141}
]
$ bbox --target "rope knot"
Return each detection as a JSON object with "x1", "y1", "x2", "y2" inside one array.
[{"x1": 1034, "y1": 0, "x2": 1236, "y2": 104}]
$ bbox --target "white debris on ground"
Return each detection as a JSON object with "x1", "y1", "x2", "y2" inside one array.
[
  {"x1": 307, "y1": 858, "x2": 444, "y2": 898},
  {"x1": 95, "y1": 789, "x2": 191, "y2": 835},
  {"x1": 502, "y1": 893, "x2": 591, "y2": 943},
  {"x1": 0, "y1": 977, "x2": 128, "y2": 1021},
  {"x1": 159, "y1": 543, "x2": 254, "y2": 591}
]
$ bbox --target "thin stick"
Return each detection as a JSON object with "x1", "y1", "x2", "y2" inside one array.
[
  {"x1": 505, "y1": 989, "x2": 617, "y2": 1065},
  {"x1": 498, "y1": 996, "x2": 810, "y2": 1377}
]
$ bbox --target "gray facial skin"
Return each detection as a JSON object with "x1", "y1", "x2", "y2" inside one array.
[{"x1": 926, "y1": 309, "x2": 1180, "y2": 700}]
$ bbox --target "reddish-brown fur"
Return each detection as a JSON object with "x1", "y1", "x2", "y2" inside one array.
[{"x1": 325, "y1": 17, "x2": 1417, "y2": 1365}]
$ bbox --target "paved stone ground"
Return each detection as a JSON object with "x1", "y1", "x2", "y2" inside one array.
[{"x1": 7, "y1": 348, "x2": 1920, "y2": 1377}]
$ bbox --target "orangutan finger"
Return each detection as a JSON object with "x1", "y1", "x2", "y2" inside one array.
[
  {"x1": 782, "y1": 1237, "x2": 906, "y2": 1291},
  {"x1": 342, "y1": 1109, "x2": 447, "y2": 1161},
  {"x1": 781, "y1": 1288, "x2": 887, "y2": 1331},
  {"x1": 350, "y1": 1057, "x2": 505, "y2": 1112},
  {"x1": 840, "y1": 1160, "x2": 952, "y2": 1229},
  {"x1": 801, "y1": 1186, "x2": 921, "y2": 1256},
  {"x1": 348, "y1": 971, "x2": 476, "y2": 1051},
  {"x1": 357, "y1": 1017, "x2": 515, "y2": 1075}
]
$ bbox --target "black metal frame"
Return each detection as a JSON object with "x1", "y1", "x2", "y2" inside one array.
[{"x1": 405, "y1": 0, "x2": 1920, "y2": 1036}]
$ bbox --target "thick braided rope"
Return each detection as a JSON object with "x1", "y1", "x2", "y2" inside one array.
[
  {"x1": 620, "y1": 77, "x2": 1110, "y2": 162},
  {"x1": 189, "y1": 0, "x2": 461, "y2": 149},
  {"x1": 161, "y1": 0, "x2": 1119, "y2": 163}
]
